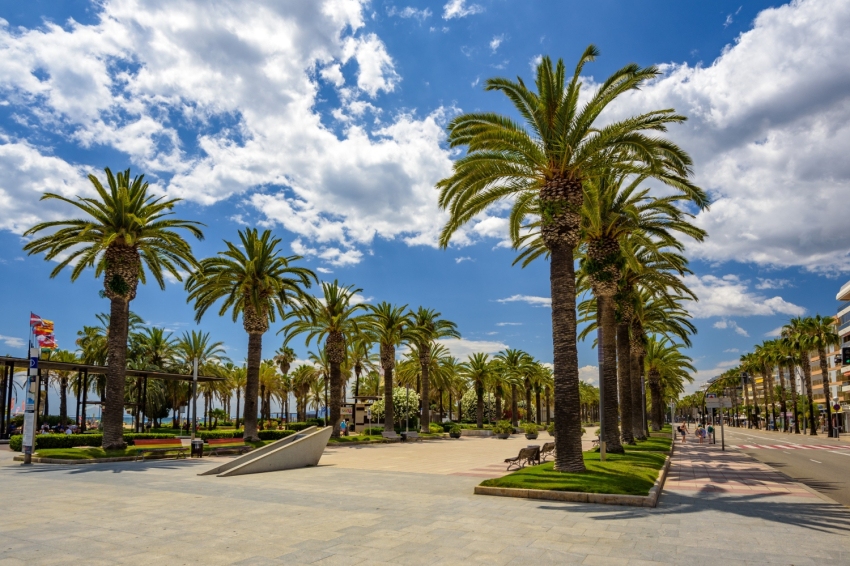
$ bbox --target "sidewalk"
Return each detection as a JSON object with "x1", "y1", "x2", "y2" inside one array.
[{"x1": 665, "y1": 443, "x2": 820, "y2": 498}]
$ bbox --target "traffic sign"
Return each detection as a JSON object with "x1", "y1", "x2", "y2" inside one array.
[{"x1": 706, "y1": 397, "x2": 732, "y2": 409}]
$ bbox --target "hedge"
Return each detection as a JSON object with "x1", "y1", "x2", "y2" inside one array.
[
  {"x1": 258, "y1": 429, "x2": 297, "y2": 440},
  {"x1": 9, "y1": 433, "x2": 181, "y2": 452}
]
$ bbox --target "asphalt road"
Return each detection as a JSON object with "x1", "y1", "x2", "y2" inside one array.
[{"x1": 723, "y1": 427, "x2": 850, "y2": 507}]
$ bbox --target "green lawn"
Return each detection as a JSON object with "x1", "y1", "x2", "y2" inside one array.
[
  {"x1": 34, "y1": 447, "x2": 142, "y2": 460},
  {"x1": 479, "y1": 437, "x2": 670, "y2": 496}
]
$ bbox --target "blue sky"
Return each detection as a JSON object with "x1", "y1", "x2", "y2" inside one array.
[{"x1": 2, "y1": 0, "x2": 849, "y2": 413}]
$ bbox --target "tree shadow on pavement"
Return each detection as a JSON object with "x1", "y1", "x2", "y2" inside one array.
[{"x1": 2, "y1": 458, "x2": 211, "y2": 475}]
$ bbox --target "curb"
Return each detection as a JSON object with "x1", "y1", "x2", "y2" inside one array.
[
  {"x1": 474, "y1": 442, "x2": 674, "y2": 508},
  {"x1": 11, "y1": 454, "x2": 182, "y2": 465}
]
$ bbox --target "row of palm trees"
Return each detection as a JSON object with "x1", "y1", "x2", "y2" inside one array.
[
  {"x1": 24, "y1": 46, "x2": 704, "y2": 460},
  {"x1": 710, "y1": 315, "x2": 839, "y2": 436}
]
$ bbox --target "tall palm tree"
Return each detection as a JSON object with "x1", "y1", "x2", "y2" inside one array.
[
  {"x1": 24, "y1": 168, "x2": 204, "y2": 448},
  {"x1": 409, "y1": 307, "x2": 460, "y2": 432},
  {"x1": 754, "y1": 342, "x2": 778, "y2": 430},
  {"x1": 273, "y1": 345, "x2": 296, "y2": 420},
  {"x1": 47, "y1": 350, "x2": 77, "y2": 425},
  {"x1": 436, "y1": 51, "x2": 707, "y2": 471},
  {"x1": 644, "y1": 336, "x2": 695, "y2": 429},
  {"x1": 805, "y1": 315, "x2": 839, "y2": 437},
  {"x1": 290, "y1": 364, "x2": 317, "y2": 422},
  {"x1": 348, "y1": 336, "x2": 377, "y2": 404},
  {"x1": 282, "y1": 281, "x2": 366, "y2": 437},
  {"x1": 494, "y1": 349, "x2": 532, "y2": 427},
  {"x1": 461, "y1": 353, "x2": 493, "y2": 429},
  {"x1": 175, "y1": 330, "x2": 228, "y2": 430},
  {"x1": 782, "y1": 318, "x2": 817, "y2": 435},
  {"x1": 186, "y1": 229, "x2": 315, "y2": 441},
  {"x1": 136, "y1": 327, "x2": 177, "y2": 370},
  {"x1": 364, "y1": 302, "x2": 420, "y2": 432}
]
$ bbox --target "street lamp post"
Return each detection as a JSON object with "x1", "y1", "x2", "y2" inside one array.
[{"x1": 405, "y1": 383, "x2": 410, "y2": 433}]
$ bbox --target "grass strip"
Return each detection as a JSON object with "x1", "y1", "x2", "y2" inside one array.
[
  {"x1": 34, "y1": 447, "x2": 142, "y2": 460},
  {"x1": 479, "y1": 437, "x2": 670, "y2": 496}
]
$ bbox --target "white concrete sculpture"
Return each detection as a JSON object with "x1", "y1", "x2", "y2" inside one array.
[{"x1": 199, "y1": 426, "x2": 332, "y2": 477}]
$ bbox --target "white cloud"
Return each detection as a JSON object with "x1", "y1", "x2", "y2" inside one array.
[
  {"x1": 442, "y1": 0, "x2": 483, "y2": 19},
  {"x1": 764, "y1": 326, "x2": 784, "y2": 337},
  {"x1": 598, "y1": 0, "x2": 850, "y2": 272},
  {"x1": 471, "y1": 77, "x2": 479, "y2": 88},
  {"x1": 723, "y1": 348, "x2": 740, "y2": 353},
  {"x1": 579, "y1": 364, "x2": 598, "y2": 386},
  {"x1": 455, "y1": 256, "x2": 473, "y2": 263},
  {"x1": 496, "y1": 294, "x2": 551, "y2": 308},
  {"x1": 489, "y1": 34, "x2": 504, "y2": 53},
  {"x1": 683, "y1": 274, "x2": 805, "y2": 318},
  {"x1": 495, "y1": 322, "x2": 522, "y2": 327},
  {"x1": 689, "y1": 359, "x2": 740, "y2": 393},
  {"x1": 755, "y1": 278, "x2": 791, "y2": 290},
  {"x1": 387, "y1": 6, "x2": 432, "y2": 21},
  {"x1": 0, "y1": 0, "x2": 452, "y2": 266},
  {"x1": 713, "y1": 319, "x2": 749, "y2": 337},
  {"x1": 437, "y1": 338, "x2": 507, "y2": 358},
  {"x1": 529, "y1": 54, "x2": 542, "y2": 71},
  {"x1": 316, "y1": 267, "x2": 333, "y2": 274},
  {"x1": 0, "y1": 334, "x2": 25, "y2": 349}
]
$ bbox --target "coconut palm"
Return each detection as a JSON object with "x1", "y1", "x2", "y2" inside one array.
[
  {"x1": 186, "y1": 228, "x2": 315, "y2": 440},
  {"x1": 24, "y1": 168, "x2": 203, "y2": 448},
  {"x1": 363, "y1": 302, "x2": 420, "y2": 432},
  {"x1": 408, "y1": 307, "x2": 460, "y2": 432},
  {"x1": 282, "y1": 281, "x2": 366, "y2": 437},
  {"x1": 290, "y1": 364, "x2": 317, "y2": 422},
  {"x1": 348, "y1": 336, "x2": 377, "y2": 403},
  {"x1": 437, "y1": 50, "x2": 707, "y2": 471},
  {"x1": 494, "y1": 349, "x2": 532, "y2": 427}
]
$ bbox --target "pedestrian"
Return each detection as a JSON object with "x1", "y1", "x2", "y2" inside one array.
[
  {"x1": 678, "y1": 425, "x2": 686, "y2": 443},
  {"x1": 339, "y1": 419, "x2": 347, "y2": 436}
]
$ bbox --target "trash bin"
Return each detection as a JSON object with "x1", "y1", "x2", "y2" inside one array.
[{"x1": 191, "y1": 439, "x2": 204, "y2": 458}]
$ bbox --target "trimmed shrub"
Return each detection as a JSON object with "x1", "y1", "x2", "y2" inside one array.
[
  {"x1": 258, "y1": 429, "x2": 297, "y2": 440},
  {"x1": 197, "y1": 430, "x2": 242, "y2": 440},
  {"x1": 428, "y1": 422, "x2": 443, "y2": 434},
  {"x1": 492, "y1": 420, "x2": 514, "y2": 435},
  {"x1": 9, "y1": 433, "x2": 181, "y2": 452},
  {"x1": 449, "y1": 424, "x2": 462, "y2": 436},
  {"x1": 286, "y1": 422, "x2": 313, "y2": 431},
  {"x1": 361, "y1": 427, "x2": 384, "y2": 436}
]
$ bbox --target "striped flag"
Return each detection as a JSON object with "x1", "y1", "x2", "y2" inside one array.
[{"x1": 29, "y1": 312, "x2": 42, "y2": 326}]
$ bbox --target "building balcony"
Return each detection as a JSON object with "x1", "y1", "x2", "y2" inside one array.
[{"x1": 838, "y1": 280, "x2": 850, "y2": 301}]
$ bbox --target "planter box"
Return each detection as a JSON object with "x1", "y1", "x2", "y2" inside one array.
[{"x1": 461, "y1": 429, "x2": 493, "y2": 437}]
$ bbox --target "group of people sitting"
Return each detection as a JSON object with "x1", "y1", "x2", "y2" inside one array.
[
  {"x1": 676, "y1": 422, "x2": 714, "y2": 444},
  {"x1": 39, "y1": 423, "x2": 80, "y2": 435}
]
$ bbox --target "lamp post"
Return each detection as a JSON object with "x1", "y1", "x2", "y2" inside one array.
[{"x1": 405, "y1": 383, "x2": 410, "y2": 433}]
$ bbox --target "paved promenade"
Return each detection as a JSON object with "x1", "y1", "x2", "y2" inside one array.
[{"x1": 1, "y1": 437, "x2": 849, "y2": 565}]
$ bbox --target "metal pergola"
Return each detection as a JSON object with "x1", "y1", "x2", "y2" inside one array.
[{"x1": 0, "y1": 356, "x2": 222, "y2": 438}]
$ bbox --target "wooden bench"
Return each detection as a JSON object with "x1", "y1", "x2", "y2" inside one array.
[
  {"x1": 134, "y1": 438, "x2": 188, "y2": 461},
  {"x1": 540, "y1": 442, "x2": 555, "y2": 462},
  {"x1": 504, "y1": 446, "x2": 540, "y2": 471},
  {"x1": 206, "y1": 438, "x2": 251, "y2": 456},
  {"x1": 381, "y1": 431, "x2": 400, "y2": 441}
]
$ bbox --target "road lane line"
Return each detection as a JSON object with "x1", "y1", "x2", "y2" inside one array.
[{"x1": 810, "y1": 459, "x2": 822, "y2": 464}]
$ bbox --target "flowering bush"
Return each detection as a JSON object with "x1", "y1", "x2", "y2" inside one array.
[{"x1": 367, "y1": 387, "x2": 420, "y2": 424}]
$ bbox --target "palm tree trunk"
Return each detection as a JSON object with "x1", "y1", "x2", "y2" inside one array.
[
  {"x1": 439, "y1": 388, "x2": 444, "y2": 421},
  {"x1": 778, "y1": 366, "x2": 788, "y2": 432},
  {"x1": 476, "y1": 382, "x2": 484, "y2": 428},
  {"x1": 760, "y1": 372, "x2": 770, "y2": 430},
  {"x1": 787, "y1": 364, "x2": 800, "y2": 434},
  {"x1": 598, "y1": 295, "x2": 624, "y2": 451},
  {"x1": 750, "y1": 379, "x2": 760, "y2": 429},
  {"x1": 102, "y1": 297, "x2": 129, "y2": 450},
  {"x1": 535, "y1": 389, "x2": 542, "y2": 425},
  {"x1": 448, "y1": 391, "x2": 452, "y2": 421},
  {"x1": 457, "y1": 397, "x2": 462, "y2": 424},
  {"x1": 495, "y1": 391, "x2": 502, "y2": 423},
  {"x1": 802, "y1": 355, "x2": 817, "y2": 435},
  {"x1": 648, "y1": 369, "x2": 664, "y2": 431},
  {"x1": 510, "y1": 384, "x2": 518, "y2": 426},
  {"x1": 766, "y1": 366, "x2": 777, "y2": 431},
  {"x1": 546, "y1": 390, "x2": 551, "y2": 425},
  {"x1": 59, "y1": 377, "x2": 68, "y2": 426},
  {"x1": 550, "y1": 243, "x2": 585, "y2": 472},
  {"x1": 379, "y1": 342, "x2": 396, "y2": 432},
  {"x1": 630, "y1": 348, "x2": 645, "y2": 440},
  {"x1": 420, "y1": 347, "x2": 431, "y2": 433},
  {"x1": 236, "y1": 390, "x2": 241, "y2": 429},
  {"x1": 818, "y1": 349, "x2": 833, "y2": 437},
  {"x1": 742, "y1": 377, "x2": 750, "y2": 428},
  {"x1": 243, "y1": 332, "x2": 262, "y2": 441},
  {"x1": 524, "y1": 382, "x2": 532, "y2": 423},
  {"x1": 329, "y1": 362, "x2": 342, "y2": 438},
  {"x1": 616, "y1": 323, "x2": 634, "y2": 444}
]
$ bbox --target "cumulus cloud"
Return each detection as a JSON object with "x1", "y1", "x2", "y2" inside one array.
[
  {"x1": 713, "y1": 319, "x2": 749, "y2": 337},
  {"x1": 443, "y1": 0, "x2": 483, "y2": 19},
  {"x1": 683, "y1": 274, "x2": 805, "y2": 318},
  {"x1": 756, "y1": 278, "x2": 791, "y2": 290},
  {"x1": 764, "y1": 326, "x2": 784, "y2": 337},
  {"x1": 437, "y1": 338, "x2": 507, "y2": 358},
  {"x1": 0, "y1": 334, "x2": 25, "y2": 349},
  {"x1": 723, "y1": 348, "x2": 740, "y2": 353},
  {"x1": 495, "y1": 322, "x2": 522, "y2": 327},
  {"x1": 579, "y1": 364, "x2": 598, "y2": 386},
  {"x1": 599, "y1": 0, "x2": 850, "y2": 272},
  {"x1": 455, "y1": 256, "x2": 473, "y2": 263},
  {"x1": 496, "y1": 294, "x2": 551, "y2": 308},
  {"x1": 0, "y1": 0, "x2": 452, "y2": 265}
]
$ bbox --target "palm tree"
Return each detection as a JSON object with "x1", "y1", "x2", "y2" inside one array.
[
  {"x1": 436, "y1": 51, "x2": 707, "y2": 471},
  {"x1": 348, "y1": 336, "x2": 377, "y2": 404},
  {"x1": 272, "y1": 345, "x2": 296, "y2": 421},
  {"x1": 364, "y1": 302, "x2": 420, "y2": 432},
  {"x1": 409, "y1": 307, "x2": 460, "y2": 432},
  {"x1": 175, "y1": 331, "x2": 228, "y2": 431},
  {"x1": 282, "y1": 281, "x2": 366, "y2": 437},
  {"x1": 754, "y1": 342, "x2": 778, "y2": 430},
  {"x1": 644, "y1": 336, "x2": 695, "y2": 430},
  {"x1": 24, "y1": 168, "x2": 204, "y2": 448},
  {"x1": 461, "y1": 353, "x2": 493, "y2": 429},
  {"x1": 494, "y1": 349, "x2": 532, "y2": 427},
  {"x1": 47, "y1": 350, "x2": 77, "y2": 425},
  {"x1": 782, "y1": 318, "x2": 818, "y2": 435},
  {"x1": 290, "y1": 364, "x2": 317, "y2": 422},
  {"x1": 186, "y1": 229, "x2": 314, "y2": 440},
  {"x1": 805, "y1": 315, "x2": 839, "y2": 437}
]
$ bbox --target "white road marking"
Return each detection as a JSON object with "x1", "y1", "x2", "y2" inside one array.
[
  {"x1": 810, "y1": 459, "x2": 822, "y2": 464},
  {"x1": 783, "y1": 451, "x2": 790, "y2": 454}
]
